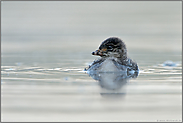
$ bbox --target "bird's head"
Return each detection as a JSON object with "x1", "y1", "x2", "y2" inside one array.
[{"x1": 92, "y1": 37, "x2": 127, "y2": 59}]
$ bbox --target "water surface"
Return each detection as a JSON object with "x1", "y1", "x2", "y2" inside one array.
[{"x1": 1, "y1": 51, "x2": 182, "y2": 122}]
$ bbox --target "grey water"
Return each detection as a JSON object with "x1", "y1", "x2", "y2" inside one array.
[{"x1": 1, "y1": 1, "x2": 182, "y2": 122}]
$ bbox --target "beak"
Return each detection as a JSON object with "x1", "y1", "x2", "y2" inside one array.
[
  {"x1": 92, "y1": 49, "x2": 102, "y2": 56},
  {"x1": 91, "y1": 48, "x2": 107, "y2": 56}
]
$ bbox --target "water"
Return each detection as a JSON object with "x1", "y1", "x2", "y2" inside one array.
[
  {"x1": 1, "y1": 51, "x2": 182, "y2": 122},
  {"x1": 1, "y1": 1, "x2": 182, "y2": 122}
]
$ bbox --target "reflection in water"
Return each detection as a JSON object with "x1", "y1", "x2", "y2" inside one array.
[{"x1": 87, "y1": 70, "x2": 139, "y2": 98}]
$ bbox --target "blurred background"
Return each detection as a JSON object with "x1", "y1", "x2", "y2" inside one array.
[
  {"x1": 2, "y1": 1, "x2": 181, "y2": 55},
  {"x1": 1, "y1": 1, "x2": 182, "y2": 122}
]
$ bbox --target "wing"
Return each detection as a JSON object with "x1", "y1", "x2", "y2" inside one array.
[{"x1": 84, "y1": 58, "x2": 105, "y2": 71}]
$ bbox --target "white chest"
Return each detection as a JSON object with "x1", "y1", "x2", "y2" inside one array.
[{"x1": 100, "y1": 59, "x2": 118, "y2": 72}]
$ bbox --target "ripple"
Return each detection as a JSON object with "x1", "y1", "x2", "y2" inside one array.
[
  {"x1": 1, "y1": 59, "x2": 182, "y2": 86},
  {"x1": 162, "y1": 60, "x2": 179, "y2": 67}
]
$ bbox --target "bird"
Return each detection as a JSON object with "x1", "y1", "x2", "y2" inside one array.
[{"x1": 85, "y1": 37, "x2": 139, "y2": 73}]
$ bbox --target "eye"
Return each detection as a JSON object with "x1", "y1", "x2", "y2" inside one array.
[{"x1": 107, "y1": 46, "x2": 113, "y2": 50}]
